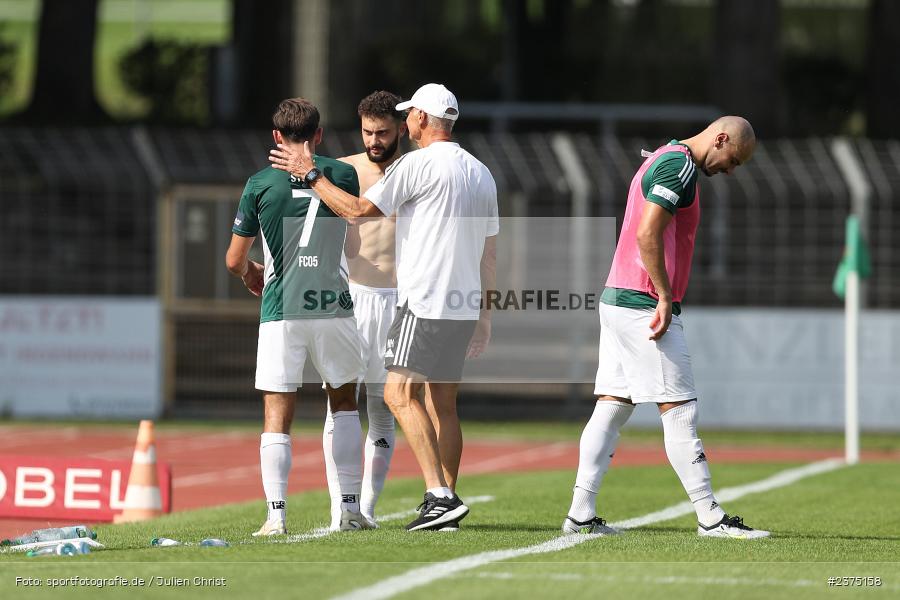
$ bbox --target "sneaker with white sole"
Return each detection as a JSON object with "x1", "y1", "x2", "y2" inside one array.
[
  {"x1": 698, "y1": 514, "x2": 770, "y2": 539},
  {"x1": 340, "y1": 510, "x2": 377, "y2": 531},
  {"x1": 437, "y1": 520, "x2": 460, "y2": 532},
  {"x1": 405, "y1": 493, "x2": 469, "y2": 532},
  {"x1": 562, "y1": 515, "x2": 619, "y2": 535},
  {"x1": 252, "y1": 518, "x2": 287, "y2": 537}
]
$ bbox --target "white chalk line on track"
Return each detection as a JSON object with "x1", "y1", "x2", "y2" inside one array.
[
  {"x1": 174, "y1": 452, "x2": 322, "y2": 488},
  {"x1": 0, "y1": 427, "x2": 84, "y2": 447},
  {"x1": 178, "y1": 439, "x2": 574, "y2": 490},
  {"x1": 88, "y1": 431, "x2": 253, "y2": 461},
  {"x1": 465, "y1": 442, "x2": 573, "y2": 475},
  {"x1": 331, "y1": 458, "x2": 846, "y2": 600}
]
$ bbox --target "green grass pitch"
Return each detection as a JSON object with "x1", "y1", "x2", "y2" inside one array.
[{"x1": 1, "y1": 459, "x2": 898, "y2": 599}]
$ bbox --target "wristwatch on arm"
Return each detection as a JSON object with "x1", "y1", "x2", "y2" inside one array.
[{"x1": 303, "y1": 167, "x2": 322, "y2": 186}]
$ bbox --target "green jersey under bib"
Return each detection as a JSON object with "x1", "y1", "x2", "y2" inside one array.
[{"x1": 232, "y1": 156, "x2": 360, "y2": 322}]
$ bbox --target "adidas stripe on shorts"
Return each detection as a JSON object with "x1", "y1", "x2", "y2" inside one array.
[{"x1": 385, "y1": 302, "x2": 476, "y2": 382}]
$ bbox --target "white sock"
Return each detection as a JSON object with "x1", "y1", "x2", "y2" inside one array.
[
  {"x1": 260, "y1": 432, "x2": 291, "y2": 521},
  {"x1": 331, "y1": 410, "x2": 363, "y2": 514},
  {"x1": 569, "y1": 400, "x2": 634, "y2": 521},
  {"x1": 323, "y1": 407, "x2": 342, "y2": 528},
  {"x1": 660, "y1": 400, "x2": 725, "y2": 527},
  {"x1": 427, "y1": 487, "x2": 454, "y2": 499},
  {"x1": 361, "y1": 392, "x2": 395, "y2": 519}
]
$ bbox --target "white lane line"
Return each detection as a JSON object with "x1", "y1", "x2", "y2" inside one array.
[
  {"x1": 174, "y1": 452, "x2": 322, "y2": 488},
  {"x1": 331, "y1": 459, "x2": 846, "y2": 600},
  {"x1": 159, "y1": 431, "x2": 250, "y2": 453},
  {"x1": 612, "y1": 457, "x2": 843, "y2": 530},
  {"x1": 262, "y1": 495, "x2": 497, "y2": 544},
  {"x1": 465, "y1": 442, "x2": 573, "y2": 475},
  {"x1": 279, "y1": 526, "x2": 333, "y2": 542},
  {"x1": 89, "y1": 444, "x2": 148, "y2": 460},
  {"x1": 90, "y1": 431, "x2": 254, "y2": 460},
  {"x1": 0, "y1": 427, "x2": 83, "y2": 446}
]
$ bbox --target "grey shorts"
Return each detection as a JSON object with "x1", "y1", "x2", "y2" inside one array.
[{"x1": 384, "y1": 302, "x2": 476, "y2": 382}]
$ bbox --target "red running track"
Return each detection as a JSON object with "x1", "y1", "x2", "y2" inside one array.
[{"x1": 1, "y1": 424, "x2": 896, "y2": 540}]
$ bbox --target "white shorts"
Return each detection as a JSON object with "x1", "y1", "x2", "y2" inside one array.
[
  {"x1": 593, "y1": 302, "x2": 697, "y2": 403},
  {"x1": 255, "y1": 318, "x2": 364, "y2": 392},
  {"x1": 350, "y1": 282, "x2": 398, "y2": 397}
]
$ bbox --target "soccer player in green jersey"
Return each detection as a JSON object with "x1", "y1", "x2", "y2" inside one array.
[
  {"x1": 269, "y1": 84, "x2": 499, "y2": 533},
  {"x1": 225, "y1": 98, "x2": 371, "y2": 535}
]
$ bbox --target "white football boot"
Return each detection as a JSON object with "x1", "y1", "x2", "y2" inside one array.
[
  {"x1": 698, "y1": 514, "x2": 770, "y2": 539},
  {"x1": 252, "y1": 517, "x2": 287, "y2": 537},
  {"x1": 340, "y1": 510, "x2": 377, "y2": 531},
  {"x1": 562, "y1": 515, "x2": 620, "y2": 535}
]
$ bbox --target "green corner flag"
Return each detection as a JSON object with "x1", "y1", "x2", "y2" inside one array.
[{"x1": 832, "y1": 215, "x2": 872, "y2": 299}]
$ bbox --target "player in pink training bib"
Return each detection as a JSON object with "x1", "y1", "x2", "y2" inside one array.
[{"x1": 563, "y1": 117, "x2": 772, "y2": 540}]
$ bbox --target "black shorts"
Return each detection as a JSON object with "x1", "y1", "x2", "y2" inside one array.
[{"x1": 384, "y1": 302, "x2": 477, "y2": 382}]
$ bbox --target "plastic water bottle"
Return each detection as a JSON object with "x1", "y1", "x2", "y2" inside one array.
[
  {"x1": 151, "y1": 537, "x2": 182, "y2": 547},
  {"x1": 26, "y1": 541, "x2": 91, "y2": 557},
  {"x1": 26, "y1": 543, "x2": 78, "y2": 557},
  {"x1": 199, "y1": 538, "x2": 229, "y2": 547},
  {"x1": 73, "y1": 542, "x2": 92, "y2": 554},
  {"x1": 2, "y1": 525, "x2": 97, "y2": 546}
]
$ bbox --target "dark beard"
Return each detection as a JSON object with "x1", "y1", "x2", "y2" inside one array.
[{"x1": 366, "y1": 136, "x2": 400, "y2": 163}]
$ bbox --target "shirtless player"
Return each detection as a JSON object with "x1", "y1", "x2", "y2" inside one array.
[{"x1": 324, "y1": 91, "x2": 406, "y2": 528}]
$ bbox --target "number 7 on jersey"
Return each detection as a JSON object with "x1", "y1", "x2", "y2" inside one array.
[{"x1": 293, "y1": 189, "x2": 321, "y2": 267}]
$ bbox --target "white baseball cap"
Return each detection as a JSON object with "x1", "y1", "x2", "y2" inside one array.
[{"x1": 396, "y1": 83, "x2": 459, "y2": 121}]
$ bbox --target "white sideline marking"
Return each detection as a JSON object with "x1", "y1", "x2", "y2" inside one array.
[
  {"x1": 280, "y1": 526, "x2": 332, "y2": 542},
  {"x1": 466, "y1": 442, "x2": 573, "y2": 475},
  {"x1": 331, "y1": 459, "x2": 845, "y2": 600},
  {"x1": 272, "y1": 495, "x2": 496, "y2": 544},
  {"x1": 611, "y1": 457, "x2": 843, "y2": 530}
]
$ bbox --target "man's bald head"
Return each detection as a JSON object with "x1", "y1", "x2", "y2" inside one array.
[
  {"x1": 691, "y1": 115, "x2": 756, "y2": 176},
  {"x1": 711, "y1": 116, "x2": 755, "y2": 154}
]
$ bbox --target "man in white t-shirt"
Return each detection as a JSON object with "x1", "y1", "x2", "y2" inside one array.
[{"x1": 270, "y1": 83, "x2": 498, "y2": 532}]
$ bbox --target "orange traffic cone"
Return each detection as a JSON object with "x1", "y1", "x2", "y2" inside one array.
[{"x1": 114, "y1": 420, "x2": 163, "y2": 523}]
